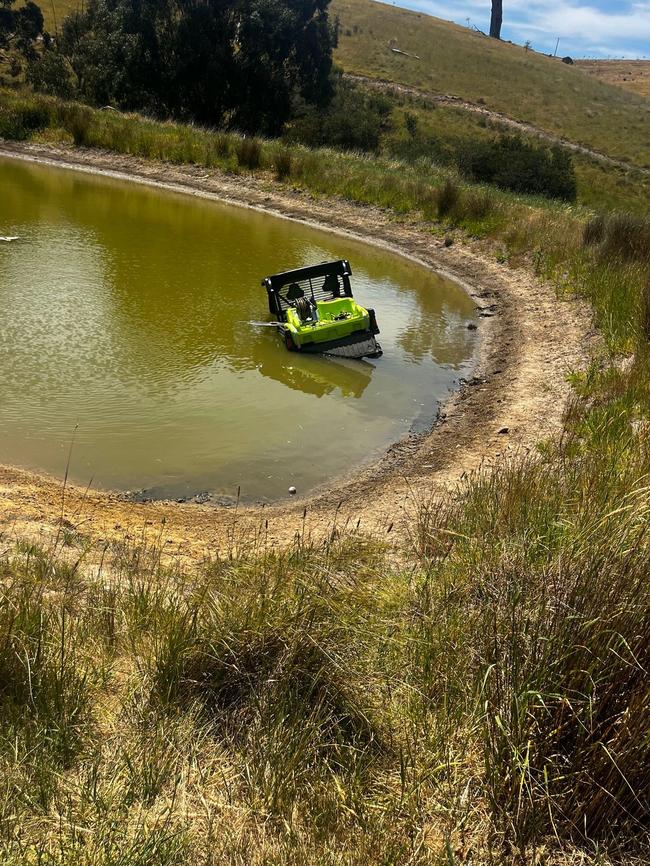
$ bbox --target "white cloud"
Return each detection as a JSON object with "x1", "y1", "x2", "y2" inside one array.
[
  {"x1": 395, "y1": 0, "x2": 650, "y2": 56},
  {"x1": 516, "y1": 2, "x2": 650, "y2": 42}
]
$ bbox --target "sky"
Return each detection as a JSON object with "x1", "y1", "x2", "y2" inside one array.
[{"x1": 389, "y1": 0, "x2": 650, "y2": 58}]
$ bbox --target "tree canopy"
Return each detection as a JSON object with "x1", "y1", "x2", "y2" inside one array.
[
  {"x1": 61, "y1": 0, "x2": 336, "y2": 134},
  {"x1": 0, "y1": 0, "x2": 44, "y2": 57}
]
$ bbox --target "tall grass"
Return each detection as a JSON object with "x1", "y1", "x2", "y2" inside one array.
[
  {"x1": 0, "y1": 535, "x2": 448, "y2": 864},
  {"x1": 0, "y1": 551, "x2": 92, "y2": 768},
  {"x1": 1, "y1": 386, "x2": 649, "y2": 863},
  {"x1": 415, "y1": 367, "x2": 650, "y2": 854},
  {"x1": 235, "y1": 136, "x2": 262, "y2": 169},
  {"x1": 274, "y1": 148, "x2": 292, "y2": 181}
]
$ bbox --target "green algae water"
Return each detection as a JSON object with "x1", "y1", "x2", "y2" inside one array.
[{"x1": 0, "y1": 156, "x2": 477, "y2": 501}]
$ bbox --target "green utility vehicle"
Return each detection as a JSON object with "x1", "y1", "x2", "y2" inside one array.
[{"x1": 262, "y1": 260, "x2": 382, "y2": 359}]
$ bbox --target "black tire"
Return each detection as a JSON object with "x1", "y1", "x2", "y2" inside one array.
[{"x1": 284, "y1": 330, "x2": 297, "y2": 351}]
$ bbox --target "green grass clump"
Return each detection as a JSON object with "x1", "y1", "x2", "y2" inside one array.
[
  {"x1": 235, "y1": 136, "x2": 262, "y2": 170},
  {"x1": 584, "y1": 211, "x2": 650, "y2": 264},
  {"x1": 273, "y1": 148, "x2": 292, "y2": 180},
  {"x1": 435, "y1": 175, "x2": 460, "y2": 217}
]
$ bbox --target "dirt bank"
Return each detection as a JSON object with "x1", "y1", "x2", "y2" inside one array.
[{"x1": 0, "y1": 141, "x2": 595, "y2": 560}]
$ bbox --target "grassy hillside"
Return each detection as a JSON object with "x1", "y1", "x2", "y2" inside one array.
[
  {"x1": 40, "y1": 0, "x2": 78, "y2": 32},
  {"x1": 381, "y1": 92, "x2": 650, "y2": 213},
  {"x1": 37, "y1": 0, "x2": 650, "y2": 176},
  {"x1": 331, "y1": 0, "x2": 650, "y2": 168},
  {"x1": 577, "y1": 60, "x2": 650, "y2": 99}
]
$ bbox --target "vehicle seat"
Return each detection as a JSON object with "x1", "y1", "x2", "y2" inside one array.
[
  {"x1": 286, "y1": 283, "x2": 304, "y2": 301},
  {"x1": 323, "y1": 274, "x2": 342, "y2": 297}
]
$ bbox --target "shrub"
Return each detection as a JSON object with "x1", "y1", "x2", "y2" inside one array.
[
  {"x1": 436, "y1": 176, "x2": 460, "y2": 218},
  {"x1": 458, "y1": 135, "x2": 577, "y2": 202},
  {"x1": 274, "y1": 149, "x2": 292, "y2": 181},
  {"x1": 236, "y1": 137, "x2": 262, "y2": 169},
  {"x1": 387, "y1": 131, "x2": 454, "y2": 167},
  {"x1": 286, "y1": 80, "x2": 392, "y2": 153}
]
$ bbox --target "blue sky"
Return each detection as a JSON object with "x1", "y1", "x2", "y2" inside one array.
[{"x1": 388, "y1": 0, "x2": 650, "y2": 58}]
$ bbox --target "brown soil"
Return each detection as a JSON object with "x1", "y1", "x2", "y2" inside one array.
[
  {"x1": 576, "y1": 60, "x2": 650, "y2": 100},
  {"x1": 345, "y1": 72, "x2": 650, "y2": 177},
  {"x1": 0, "y1": 141, "x2": 595, "y2": 561}
]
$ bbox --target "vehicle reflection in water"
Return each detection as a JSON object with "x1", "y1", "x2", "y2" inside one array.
[{"x1": 253, "y1": 335, "x2": 374, "y2": 399}]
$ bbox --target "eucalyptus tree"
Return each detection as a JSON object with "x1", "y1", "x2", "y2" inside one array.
[
  {"x1": 0, "y1": 0, "x2": 43, "y2": 57},
  {"x1": 61, "y1": 0, "x2": 336, "y2": 135}
]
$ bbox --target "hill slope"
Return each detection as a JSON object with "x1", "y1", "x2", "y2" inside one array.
[
  {"x1": 331, "y1": 0, "x2": 650, "y2": 169},
  {"x1": 39, "y1": 0, "x2": 650, "y2": 174},
  {"x1": 577, "y1": 60, "x2": 650, "y2": 99}
]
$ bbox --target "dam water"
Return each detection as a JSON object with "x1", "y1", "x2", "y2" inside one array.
[{"x1": 0, "y1": 156, "x2": 477, "y2": 501}]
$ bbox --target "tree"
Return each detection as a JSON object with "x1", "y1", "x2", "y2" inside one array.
[
  {"x1": 0, "y1": 0, "x2": 44, "y2": 57},
  {"x1": 60, "y1": 0, "x2": 336, "y2": 135},
  {"x1": 27, "y1": 48, "x2": 77, "y2": 98},
  {"x1": 286, "y1": 80, "x2": 392, "y2": 152},
  {"x1": 489, "y1": 0, "x2": 502, "y2": 39}
]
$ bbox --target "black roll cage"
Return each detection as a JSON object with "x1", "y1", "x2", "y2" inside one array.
[{"x1": 262, "y1": 259, "x2": 353, "y2": 321}]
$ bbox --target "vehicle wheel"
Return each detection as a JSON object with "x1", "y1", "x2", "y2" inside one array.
[{"x1": 284, "y1": 331, "x2": 297, "y2": 351}]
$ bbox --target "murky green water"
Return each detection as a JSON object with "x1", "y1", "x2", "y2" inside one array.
[{"x1": 0, "y1": 156, "x2": 477, "y2": 501}]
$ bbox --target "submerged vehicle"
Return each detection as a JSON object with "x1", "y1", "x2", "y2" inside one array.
[{"x1": 262, "y1": 260, "x2": 382, "y2": 359}]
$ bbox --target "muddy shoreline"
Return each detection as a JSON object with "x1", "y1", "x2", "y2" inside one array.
[{"x1": 0, "y1": 141, "x2": 595, "y2": 558}]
